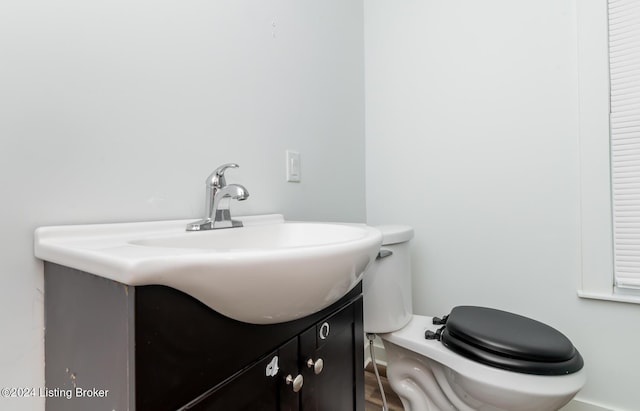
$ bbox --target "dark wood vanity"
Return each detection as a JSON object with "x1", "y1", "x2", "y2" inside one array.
[{"x1": 44, "y1": 262, "x2": 364, "y2": 411}]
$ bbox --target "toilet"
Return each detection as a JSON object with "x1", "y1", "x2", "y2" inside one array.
[{"x1": 363, "y1": 225, "x2": 586, "y2": 411}]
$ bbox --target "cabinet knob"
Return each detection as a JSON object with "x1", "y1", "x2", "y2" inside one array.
[
  {"x1": 319, "y1": 322, "x2": 330, "y2": 339},
  {"x1": 306, "y1": 358, "x2": 324, "y2": 375},
  {"x1": 285, "y1": 374, "x2": 304, "y2": 392}
]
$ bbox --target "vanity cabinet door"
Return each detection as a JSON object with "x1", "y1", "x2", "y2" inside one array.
[
  {"x1": 299, "y1": 299, "x2": 363, "y2": 411},
  {"x1": 183, "y1": 350, "x2": 280, "y2": 411},
  {"x1": 185, "y1": 338, "x2": 300, "y2": 411},
  {"x1": 278, "y1": 337, "x2": 302, "y2": 411}
]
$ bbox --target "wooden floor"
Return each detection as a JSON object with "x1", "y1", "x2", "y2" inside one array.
[{"x1": 364, "y1": 363, "x2": 404, "y2": 411}]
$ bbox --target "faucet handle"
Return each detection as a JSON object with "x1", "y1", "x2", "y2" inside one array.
[{"x1": 206, "y1": 163, "x2": 239, "y2": 187}]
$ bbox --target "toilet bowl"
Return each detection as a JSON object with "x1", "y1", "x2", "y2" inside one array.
[{"x1": 363, "y1": 225, "x2": 586, "y2": 411}]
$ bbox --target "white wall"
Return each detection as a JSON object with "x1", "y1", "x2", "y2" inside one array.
[
  {"x1": 0, "y1": 1, "x2": 365, "y2": 410},
  {"x1": 365, "y1": 1, "x2": 640, "y2": 410}
]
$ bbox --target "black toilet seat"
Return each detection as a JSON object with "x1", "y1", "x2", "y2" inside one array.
[{"x1": 437, "y1": 306, "x2": 584, "y2": 375}]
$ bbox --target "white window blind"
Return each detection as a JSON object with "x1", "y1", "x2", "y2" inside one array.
[{"x1": 610, "y1": 0, "x2": 640, "y2": 289}]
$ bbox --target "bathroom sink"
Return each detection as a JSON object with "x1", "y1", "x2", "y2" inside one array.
[{"x1": 34, "y1": 214, "x2": 382, "y2": 324}]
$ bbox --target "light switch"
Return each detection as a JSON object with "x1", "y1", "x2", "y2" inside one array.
[{"x1": 286, "y1": 150, "x2": 301, "y2": 182}]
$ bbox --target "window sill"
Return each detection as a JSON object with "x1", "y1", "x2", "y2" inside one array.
[{"x1": 577, "y1": 290, "x2": 640, "y2": 305}]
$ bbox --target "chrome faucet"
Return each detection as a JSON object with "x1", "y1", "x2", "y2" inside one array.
[{"x1": 186, "y1": 163, "x2": 249, "y2": 231}]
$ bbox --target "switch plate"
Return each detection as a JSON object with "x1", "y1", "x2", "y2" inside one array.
[{"x1": 286, "y1": 150, "x2": 301, "y2": 182}]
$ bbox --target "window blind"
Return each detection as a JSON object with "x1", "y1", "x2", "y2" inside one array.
[{"x1": 610, "y1": 0, "x2": 640, "y2": 289}]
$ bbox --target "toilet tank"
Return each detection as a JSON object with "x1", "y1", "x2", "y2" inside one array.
[{"x1": 363, "y1": 225, "x2": 414, "y2": 334}]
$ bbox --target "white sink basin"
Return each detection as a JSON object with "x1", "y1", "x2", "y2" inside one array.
[{"x1": 35, "y1": 214, "x2": 382, "y2": 324}]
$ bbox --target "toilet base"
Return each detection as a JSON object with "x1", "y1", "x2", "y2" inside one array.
[{"x1": 380, "y1": 315, "x2": 586, "y2": 411}]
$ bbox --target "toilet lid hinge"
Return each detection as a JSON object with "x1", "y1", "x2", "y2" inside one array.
[
  {"x1": 432, "y1": 315, "x2": 449, "y2": 325},
  {"x1": 425, "y1": 325, "x2": 446, "y2": 341}
]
